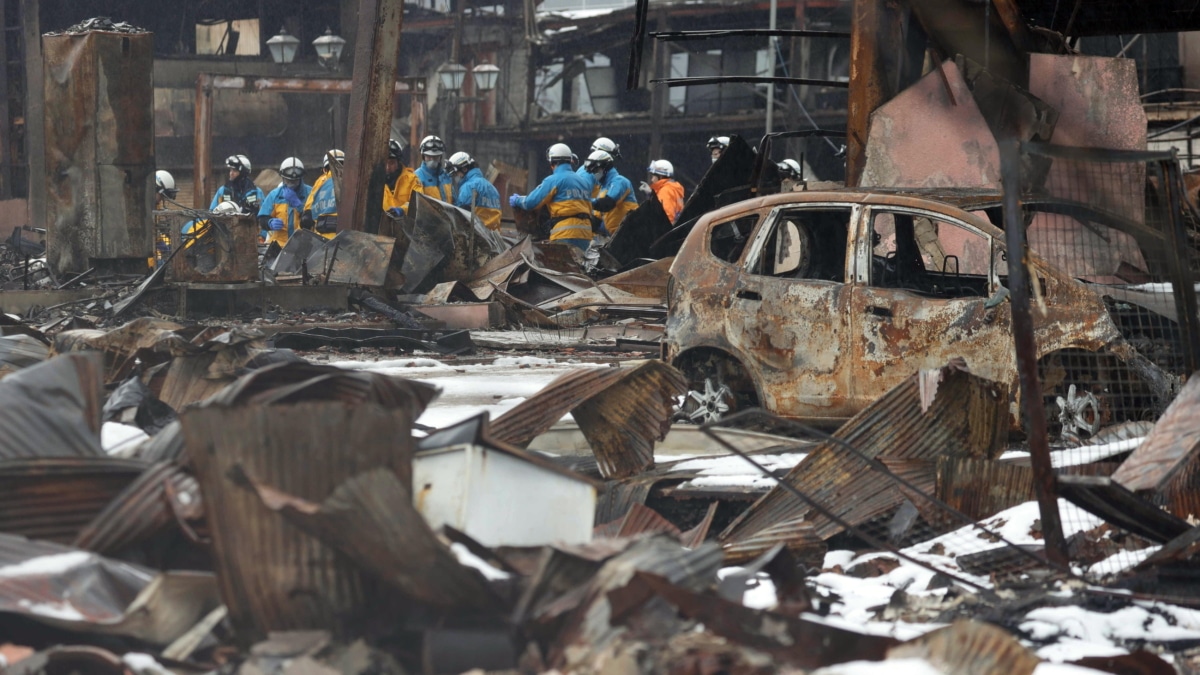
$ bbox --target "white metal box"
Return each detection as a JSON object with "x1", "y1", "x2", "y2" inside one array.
[{"x1": 412, "y1": 443, "x2": 596, "y2": 547}]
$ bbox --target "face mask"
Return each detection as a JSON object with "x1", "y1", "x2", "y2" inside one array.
[
  {"x1": 424, "y1": 159, "x2": 440, "y2": 172},
  {"x1": 284, "y1": 178, "x2": 300, "y2": 188}
]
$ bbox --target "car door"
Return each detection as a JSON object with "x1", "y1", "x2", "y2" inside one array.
[
  {"x1": 725, "y1": 203, "x2": 860, "y2": 420},
  {"x1": 847, "y1": 204, "x2": 1014, "y2": 410}
]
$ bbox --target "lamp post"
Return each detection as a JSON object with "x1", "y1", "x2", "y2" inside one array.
[
  {"x1": 312, "y1": 27, "x2": 347, "y2": 70},
  {"x1": 435, "y1": 63, "x2": 467, "y2": 148},
  {"x1": 472, "y1": 63, "x2": 500, "y2": 92},
  {"x1": 266, "y1": 27, "x2": 300, "y2": 65}
]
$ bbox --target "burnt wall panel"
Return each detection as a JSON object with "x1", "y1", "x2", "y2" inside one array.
[{"x1": 43, "y1": 31, "x2": 154, "y2": 275}]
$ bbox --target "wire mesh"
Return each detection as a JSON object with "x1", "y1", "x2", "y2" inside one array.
[{"x1": 1016, "y1": 144, "x2": 1199, "y2": 443}]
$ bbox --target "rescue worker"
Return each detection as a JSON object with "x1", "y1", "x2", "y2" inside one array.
[
  {"x1": 302, "y1": 149, "x2": 344, "y2": 239},
  {"x1": 383, "y1": 139, "x2": 419, "y2": 218},
  {"x1": 777, "y1": 158, "x2": 803, "y2": 192},
  {"x1": 155, "y1": 170, "x2": 178, "y2": 207},
  {"x1": 509, "y1": 143, "x2": 593, "y2": 250},
  {"x1": 447, "y1": 151, "x2": 502, "y2": 230},
  {"x1": 640, "y1": 159, "x2": 685, "y2": 224},
  {"x1": 414, "y1": 135, "x2": 454, "y2": 202},
  {"x1": 151, "y1": 170, "x2": 178, "y2": 267},
  {"x1": 183, "y1": 200, "x2": 241, "y2": 247},
  {"x1": 576, "y1": 137, "x2": 621, "y2": 189},
  {"x1": 210, "y1": 154, "x2": 264, "y2": 212},
  {"x1": 257, "y1": 157, "x2": 311, "y2": 246},
  {"x1": 584, "y1": 150, "x2": 637, "y2": 236},
  {"x1": 707, "y1": 136, "x2": 730, "y2": 164}
]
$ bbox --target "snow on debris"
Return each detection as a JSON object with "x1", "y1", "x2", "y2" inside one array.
[
  {"x1": 450, "y1": 543, "x2": 511, "y2": 581},
  {"x1": 674, "y1": 453, "x2": 808, "y2": 490},
  {"x1": 0, "y1": 551, "x2": 92, "y2": 578},
  {"x1": 1021, "y1": 603, "x2": 1200, "y2": 647},
  {"x1": 16, "y1": 599, "x2": 86, "y2": 622},
  {"x1": 811, "y1": 657, "x2": 942, "y2": 674},
  {"x1": 101, "y1": 422, "x2": 149, "y2": 456}
]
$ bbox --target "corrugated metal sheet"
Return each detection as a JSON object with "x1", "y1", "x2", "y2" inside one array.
[
  {"x1": 490, "y1": 361, "x2": 686, "y2": 479},
  {"x1": 0, "y1": 353, "x2": 105, "y2": 460},
  {"x1": 74, "y1": 462, "x2": 201, "y2": 555},
  {"x1": 935, "y1": 456, "x2": 1034, "y2": 522},
  {"x1": 889, "y1": 619, "x2": 1040, "y2": 675},
  {"x1": 249, "y1": 467, "x2": 503, "y2": 610},
  {"x1": 185, "y1": 364, "x2": 436, "y2": 641},
  {"x1": 609, "y1": 503, "x2": 684, "y2": 539},
  {"x1": 0, "y1": 532, "x2": 219, "y2": 645},
  {"x1": 1112, "y1": 376, "x2": 1200, "y2": 492},
  {"x1": 0, "y1": 457, "x2": 147, "y2": 543},
  {"x1": 718, "y1": 363, "x2": 1008, "y2": 562}
]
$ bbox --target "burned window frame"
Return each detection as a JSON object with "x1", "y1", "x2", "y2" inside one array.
[
  {"x1": 741, "y1": 203, "x2": 859, "y2": 284},
  {"x1": 856, "y1": 205, "x2": 1002, "y2": 298},
  {"x1": 706, "y1": 213, "x2": 761, "y2": 266}
]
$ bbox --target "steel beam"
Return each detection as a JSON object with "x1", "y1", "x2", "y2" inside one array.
[
  {"x1": 207, "y1": 76, "x2": 421, "y2": 94},
  {"x1": 23, "y1": 0, "x2": 43, "y2": 228},
  {"x1": 194, "y1": 74, "x2": 214, "y2": 210},
  {"x1": 341, "y1": 0, "x2": 405, "y2": 233}
]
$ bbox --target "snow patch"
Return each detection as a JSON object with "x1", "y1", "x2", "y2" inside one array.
[
  {"x1": 101, "y1": 422, "x2": 148, "y2": 456},
  {"x1": 0, "y1": 551, "x2": 92, "y2": 578},
  {"x1": 450, "y1": 543, "x2": 510, "y2": 581}
]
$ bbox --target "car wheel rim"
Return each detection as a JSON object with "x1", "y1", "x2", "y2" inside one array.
[{"x1": 679, "y1": 377, "x2": 735, "y2": 424}]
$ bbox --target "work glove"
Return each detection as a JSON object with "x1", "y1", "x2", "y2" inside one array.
[
  {"x1": 300, "y1": 212, "x2": 315, "y2": 230},
  {"x1": 387, "y1": 207, "x2": 405, "y2": 219},
  {"x1": 638, "y1": 181, "x2": 652, "y2": 196},
  {"x1": 268, "y1": 218, "x2": 285, "y2": 231},
  {"x1": 280, "y1": 187, "x2": 304, "y2": 210},
  {"x1": 509, "y1": 194, "x2": 524, "y2": 209}
]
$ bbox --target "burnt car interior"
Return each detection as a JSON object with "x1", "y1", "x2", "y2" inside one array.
[
  {"x1": 869, "y1": 210, "x2": 993, "y2": 299},
  {"x1": 752, "y1": 208, "x2": 850, "y2": 281},
  {"x1": 710, "y1": 215, "x2": 759, "y2": 263}
]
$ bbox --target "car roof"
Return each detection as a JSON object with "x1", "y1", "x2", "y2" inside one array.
[{"x1": 717, "y1": 187, "x2": 1004, "y2": 213}]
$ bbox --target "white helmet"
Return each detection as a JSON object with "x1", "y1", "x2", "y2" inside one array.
[
  {"x1": 323, "y1": 149, "x2": 345, "y2": 170},
  {"x1": 447, "y1": 151, "x2": 476, "y2": 174},
  {"x1": 777, "y1": 159, "x2": 802, "y2": 180},
  {"x1": 547, "y1": 143, "x2": 573, "y2": 163},
  {"x1": 419, "y1": 135, "x2": 446, "y2": 157},
  {"x1": 155, "y1": 170, "x2": 177, "y2": 198},
  {"x1": 706, "y1": 136, "x2": 730, "y2": 151},
  {"x1": 647, "y1": 159, "x2": 674, "y2": 178},
  {"x1": 213, "y1": 201, "x2": 241, "y2": 216},
  {"x1": 583, "y1": 150, "x2": 614, "y2": 174},
  {"x1": 591, "y1": 137, "x2": 620, "y2": 158},
  {"x1": 279, "y1": 157, "x2": 305, "y2": 181},
  {"x1": 225, "y1": 154, "x2": 251, "y2": 173}
]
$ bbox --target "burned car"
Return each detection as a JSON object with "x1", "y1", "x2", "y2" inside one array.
[{"x1": 665, "y1": 188, "x2": 1176, "y2": 435}]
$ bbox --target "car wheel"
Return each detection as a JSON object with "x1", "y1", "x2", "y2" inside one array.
[{"x1": 677, "y1": 376, "x2": 737, "y2": 424}]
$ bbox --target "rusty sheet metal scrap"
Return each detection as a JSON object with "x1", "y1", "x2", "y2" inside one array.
[
  {"x1": 242, "y1": 467, "x2": 505, "y2": 611},
  {"x1": 401, "y1": 193, "x2": 509, "y2": 294},
  {"x1": 490, "y1": 361, "x2": 687, "y2": 479},
  {"x1": 616, "y1": 571, "x2": 898, "y2": 670},
  {"x1": 0, "y1": 457, "x2": 147, "y2": 543},
  {"x1": 719, "y1": 363, "x2": 1008, "y2": 561},
  {"x1": 0, "y1": 353, "x2": 105, "y2": 460},
  {"x1": 1112, "y1": 375, "x2": 1200, "y2": 510},
  {"x1": 0, "y1": 532, "x2": 220, "y2": 645},
  {"x1": 184, "y1": 364, "x2": 436, "y2": 639},
  {"x1": 74, "y1": 462, "x2": 204, "y2": 556},
  {"x1": 888, "y1": 619, "x2": 1040, "y2": 675}
]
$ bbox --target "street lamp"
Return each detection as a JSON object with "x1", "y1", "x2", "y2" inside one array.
[
  {"x1": 436, "y1": 62, "x2": 468, "y2": 94},
  {"x1": 312, "y1": 27, "x2": 346, "y2": 69},
  {"x1": 472, "y1": 63, "x2": 500, "y2": 93},
  {"x1": 266, "y1": 27, "x2": 299, "y2": 64}
]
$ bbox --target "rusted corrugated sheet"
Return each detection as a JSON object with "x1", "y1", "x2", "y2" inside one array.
[
  {"x1": 490, "y1": 361, "x2": 686, "y2": 479},
  {"x1": 74, "y1": 462, "x2": 201, "y2": 555},
  {"x1": 0, "y1": 353, "x2": 105, "y2": 460},
  {"x1": 888, "y1": 619, "x2": 1040, "y2": 675},
  {"x1": 934, "y1": 457, "x2": 1034, "y2": 522},
  {"x1": 185, "y1": 364, "x2": 436, "y2": 641},
  {"x1": 594, "y1": 477, "x2": 658, "y2": 526},
  {"x1": 602, "y1": 503, "x2": 683, "y2": 540},
  {"x1": 719, "y1": 363, "x2": 1008, "y2": 562},
  {"x1": 0, "y1": 532, "x2": 219, "y2": 645},
  {"x1": 246, "y1": 468, "x2": 503, "y2": 611},
  {"x1": 43, "y1": 31, "x2": 155, "y2": 275},
  {"x1": 0, "y1": 457, "x2": 147, "y2": 543},
  {"x1": 1112, "y1": 375, "x2": 1200, "y2": 492}
]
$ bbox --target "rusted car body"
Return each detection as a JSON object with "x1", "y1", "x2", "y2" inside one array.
[{"x1": 665, "y1": 188, "x2": 1169, "y2": 428}]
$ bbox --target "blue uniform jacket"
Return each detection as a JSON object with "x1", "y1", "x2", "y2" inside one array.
[
  {"x1": 415, "y1": 164, "x2": 455, "y2": 202},
  {"x1": 455, "y1": 168, "x2": 502, "y2": 211},
  {"x1": 519, "y1": 164, "x2": 594, "y2": 241},
  {"x1": 258, "y1": 182, "x2": 313, "y2": 238},
  {"x1": 210, "y1": 181, "x2": 265, "y2": 212}
]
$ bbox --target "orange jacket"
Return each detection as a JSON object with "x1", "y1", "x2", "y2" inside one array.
[{"x1": 651, "y1": 178, "x2": 685, "y2": 223}]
